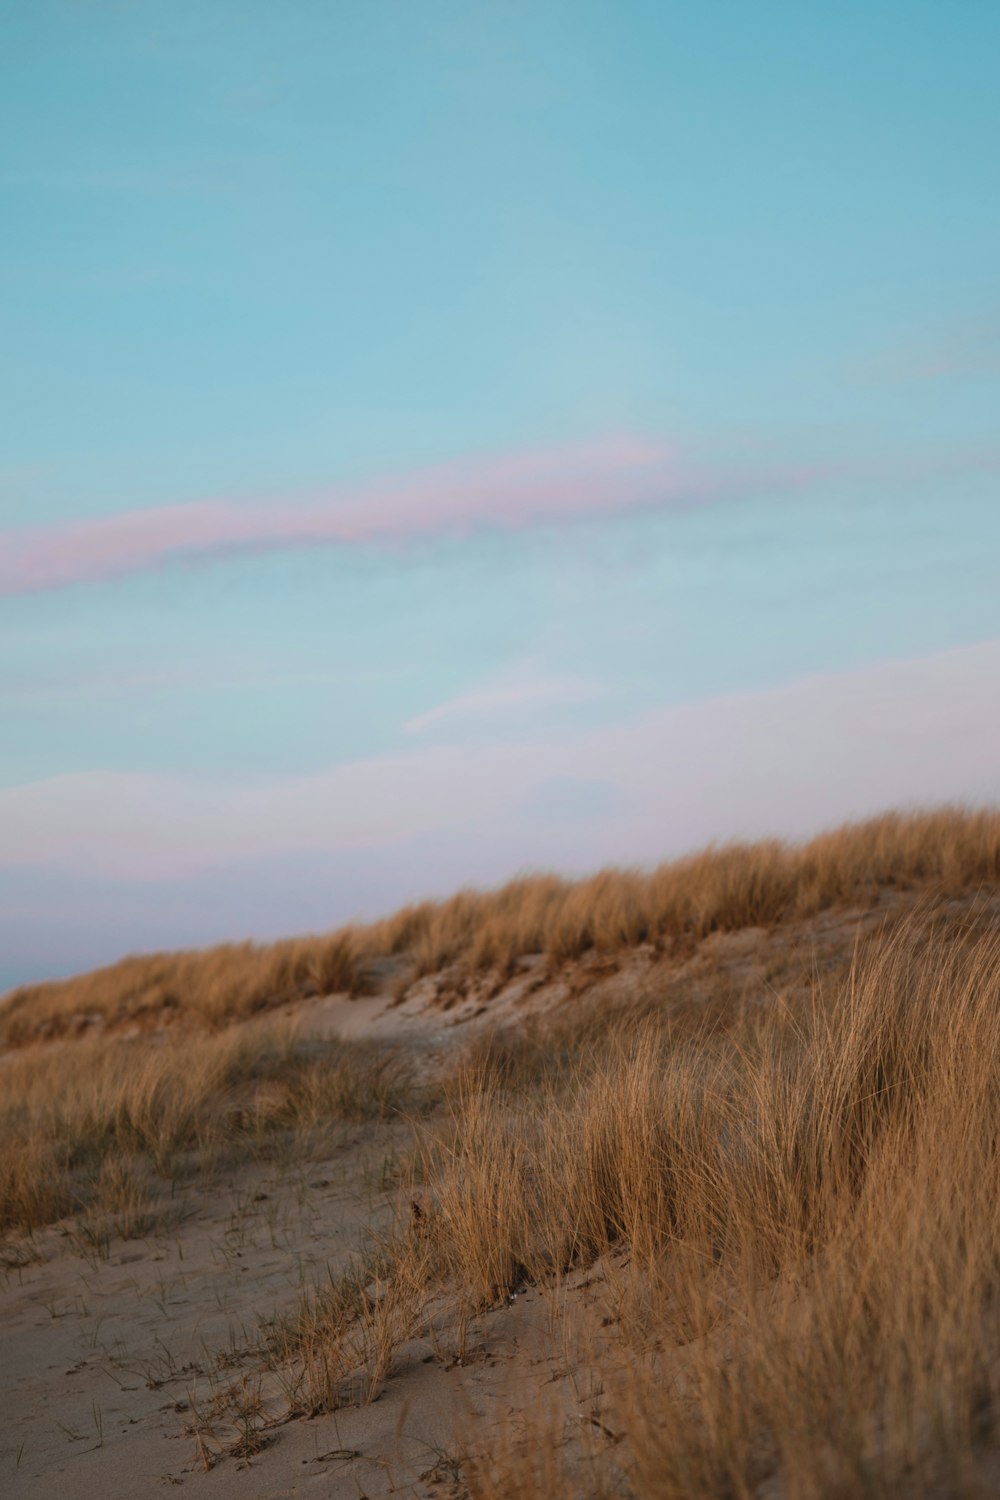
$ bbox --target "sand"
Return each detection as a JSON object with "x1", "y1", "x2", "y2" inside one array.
[{"x1": 2, "y1": 904, "x2": 888, "y2": 1498}]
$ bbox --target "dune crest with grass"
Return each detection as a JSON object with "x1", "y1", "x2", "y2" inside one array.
[{"x1": 4, "y1": 806, "x2": 1000, "y2": 1498}]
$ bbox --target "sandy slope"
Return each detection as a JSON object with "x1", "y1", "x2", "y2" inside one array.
[
  {"x1": 2, "y1": 903, "x2": 891, "y2": 1499},
  {"x1": 2, "y1": 1120, "x2": 614, "y2": 1499}
]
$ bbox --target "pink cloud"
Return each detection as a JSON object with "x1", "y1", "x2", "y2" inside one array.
[{"x1": 0, "y1": 435, "x2": 820, "y2": 597}]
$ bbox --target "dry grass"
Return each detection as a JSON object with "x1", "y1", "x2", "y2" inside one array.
[
  {"x1": 0, "y1": 1020, "x2": 412, "y2": 1236},
  {"x1": 0, "y1": 928, "x2": 373, "y2": 1046},
  {"x1": 7, "y1": 806, "x2": 1000, "y2": 1492},
  {"x1": 379, "y1": 805, "x2": 1000, "y2": 980},
  {"x1": 275, "y1": 902, "x2": 1000, "y2": 1496},
  {"x1": 4, "y1": 806, "x2": 999, "y2": 1046},
  {"x1": 270, "y1": 1238, "x2": 435, "y2": 1416},
  {"x1": 447, "y1": 907, "x2": 1000, "y2": 1495}
]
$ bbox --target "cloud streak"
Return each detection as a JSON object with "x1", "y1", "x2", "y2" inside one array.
[
  {"x1": 403, "y1": 670, "x2": 606, "y2": 734},
  {"x1": 0, "y1": 436, "x2": 822, "y2": 598},
  {"x1": 2, "y1": 638, "x2": 997, "y2": 881}
]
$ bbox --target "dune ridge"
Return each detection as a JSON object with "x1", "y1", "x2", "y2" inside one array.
[{"x1": 4, "y1": 806, "x2": 1000, "y2": 1498}]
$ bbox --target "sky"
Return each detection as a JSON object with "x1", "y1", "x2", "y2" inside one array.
[{"x1": 2, "y1": 1, "x2": 999, "y2": 989}]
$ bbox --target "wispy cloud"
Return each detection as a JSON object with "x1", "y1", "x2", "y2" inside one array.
[
  {"x1": 0, "y1": 436, "x2": 821, "y2": 598},
  {"x1": 2, "y1": 639, "x2": 997, "y2": 881},
  {"x1": 403, "y1": 670, "x2": 606, "y2": 734}
]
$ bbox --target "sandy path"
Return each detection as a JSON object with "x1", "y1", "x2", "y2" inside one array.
[{"x1": 2, "y1": 1119, "x2": 460, "y2": 1498}]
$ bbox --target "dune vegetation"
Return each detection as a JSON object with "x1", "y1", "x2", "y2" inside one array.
[
  {"x1": 88, "y1": 888, "x2": 995, "y2": 1495},
  {"x1": 425, "y1": 906, "x2": 1000, "y2": 1494},
  {"x1": 5, "y1": 806, "x2": 1000, "y2": 1495},
  {"x1": 3, "y1": 805, "x2": 999, "y2": 1047},
  {"x1": 0, "y1": 1020, "x2": 413, "y2": 1238}
]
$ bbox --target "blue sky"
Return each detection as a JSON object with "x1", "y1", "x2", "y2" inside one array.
[{"x1": 2, "y1": 1, "x2": 999, "y2": 988}]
